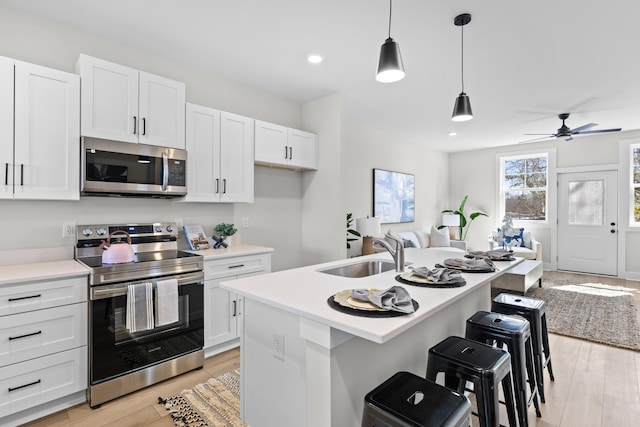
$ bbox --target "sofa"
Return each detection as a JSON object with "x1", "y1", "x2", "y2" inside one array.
[
  {"x1": 381, "y1": 226, "x2": 467, "y2": 254},
  {"x1": 488, "y1": 229, "x2": 541, "y2": 260}
]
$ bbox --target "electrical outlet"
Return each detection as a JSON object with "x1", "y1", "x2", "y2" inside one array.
[
  {"x1": 273, "y1": 333, "x2": 285, "y2": 360},
  {"x1": 242, "y1": 217, "x2": 249, "y2": 229},
  {"x1": 62, "y1": 221, "x2": 76, "y2": 238}
]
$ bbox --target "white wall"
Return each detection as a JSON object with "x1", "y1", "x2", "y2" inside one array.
[
  {"x1": 448, "y1": 130, "x2": 640, "y2": 278},
  {"x1": 343, "y1": 121, "x2": 450, "y2": 257}
]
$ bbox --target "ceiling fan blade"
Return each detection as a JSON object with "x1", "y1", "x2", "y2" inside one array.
[
  {"x1": 518, "y1": 136, "x2": 554, "y2": 144},
  {"x1": 569, "y1": 123, "x2": 597, "y2": 133},
  {"x1": 523, "y1": 133, "x2": 556, "y2": 136},
  {"x1": 572, "y1": 128, "x2": 622, "y2": 135}
]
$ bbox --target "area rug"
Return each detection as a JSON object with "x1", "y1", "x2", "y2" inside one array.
[
  {"x1": 158, "y1": 369, "x2": 247, "y2": 427},
  {"x1": 493, "y1": 279, "x2": 640, "y2": 352}
]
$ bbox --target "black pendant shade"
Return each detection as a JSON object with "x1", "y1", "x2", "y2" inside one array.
[
  {"x1": 376, "y1": 37, "x2": 405, "y2": 83},
  {"x1": 452, "y1": 92, "x2": 472, "y2": 122},
  {"x1": 452, "y1": 13, "x2": 473, "y2": 121},
  {"x1": 376, "y1": 0, "x2": 404, "y2": 83}
]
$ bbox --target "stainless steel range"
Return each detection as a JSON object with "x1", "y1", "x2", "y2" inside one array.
[{"x1": 75, "y1": 222, "x2": 204, "y2": 407}]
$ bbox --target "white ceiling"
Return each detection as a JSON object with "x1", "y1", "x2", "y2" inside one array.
[{"x1": 4, "y1": 0, "x2": 640, "y2": 152}]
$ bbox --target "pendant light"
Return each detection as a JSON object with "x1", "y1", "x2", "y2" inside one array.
[
  {"x1": 451, "y1": 13, "x2": 473, "y2": 121},
  {"x1": 376, "y1": 0, "x2": 405, "y2": 83}
]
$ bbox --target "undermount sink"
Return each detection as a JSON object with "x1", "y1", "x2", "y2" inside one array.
[{"x1": 317, "y1": 259, "x2": 405, "y2": 278}]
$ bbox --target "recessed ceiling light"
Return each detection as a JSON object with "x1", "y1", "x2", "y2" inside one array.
[
  {"x1": 307, "y1": 54, "x2": 323, "y2": 64},
  {"x1": 449, "y1": 131, "x2": 457, "y2": 136}
]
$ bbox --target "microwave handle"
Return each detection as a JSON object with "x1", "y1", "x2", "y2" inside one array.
[{"x1": 161, "y1": 152, "x2": 169, "y2": 191}]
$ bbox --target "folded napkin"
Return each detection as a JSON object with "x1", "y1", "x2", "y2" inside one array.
[
  {"x1": 350, "y1": 286, "x2": 415, "y2": 313},
  {"x1": 410, "y1": 266, "x2": 465, "y2": 284},
  {"x1": 443, "y1": 258, "x2": 495, "y2": 270},
  {"x1": 468, "y1": 249, "x2": 512, "y2": 260}
]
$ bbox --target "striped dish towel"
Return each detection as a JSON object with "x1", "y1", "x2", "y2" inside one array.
[{"x1": 126, "y1": 282, "x2": 154, "y2": 333}]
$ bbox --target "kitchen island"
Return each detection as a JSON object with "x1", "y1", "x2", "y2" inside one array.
[{"x1": 221, "y1": 248, "x2": 522, "y2": 427}]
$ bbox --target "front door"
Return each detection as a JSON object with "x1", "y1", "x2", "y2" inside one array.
[{"x1": 557, "y1": 170, "x2": 618, "y2": 275}]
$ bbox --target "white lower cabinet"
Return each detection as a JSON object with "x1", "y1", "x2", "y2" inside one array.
[
  {"x1": 0, "y1": 274, "x2": 88, "y2": 424},
  {"x1": 0, "y1": 346, "x2": 87, "y2": 419},
  {"x1": 203, "y1": 252, "x2": 271, "y2": 356}
]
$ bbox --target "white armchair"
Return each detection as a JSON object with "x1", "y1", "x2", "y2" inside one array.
[{"x1": 488, "y1": 230, "x2": 541, "y2": 260}]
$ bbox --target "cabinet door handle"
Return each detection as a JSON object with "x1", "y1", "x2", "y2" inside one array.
[
  {"x1": 284, "y1": 146, "x2": 288, "y2": 159},
  {"x1": 222, "y1": 179, "x2": 227, "y2": 194},
  {"x1": 215, "y1": 178, "x2": 220, "y2": 194},
  {"x1": 8, "y1": 379, "x2": 41, "y2": 392},
  {"x1": 20, "y1": 164, "x2": 24, "y2": 185},
  {"x1": 232, "y1": 300, "x2": 237, "y2": 317},
  {"x1": 228, "y1": 264, "x2": 245, "y2": 269},
  {"x1": 4, "y1": 163, "x2": 7, "y2": 185},
  {"x1": 9, "y1": 330, "x2": 42, "y2": 341},
  {"x1": 142, "y1": 117, "x2": 146, "y2": 135},
  {"x1": 8, "y1": 294, "x2": 41, "y2": 302},
  {"x1": 289, "y1": 146, "x2": 293, "y2": 160},
  {"x1": 133, "y1": 116, "x2": 137, "y2": 134}
]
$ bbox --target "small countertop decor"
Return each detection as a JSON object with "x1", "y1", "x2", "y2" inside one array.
[{"x1": 213, "y1": 223, "x2": 238, "y2": 249}]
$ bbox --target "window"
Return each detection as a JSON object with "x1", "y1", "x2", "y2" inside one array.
[
  {"x1": 632, "y1": 144, "x2": 640, "y2": 223},
  {"x1": 500, "y1": 153, "x2": 548, "y2": 221}
]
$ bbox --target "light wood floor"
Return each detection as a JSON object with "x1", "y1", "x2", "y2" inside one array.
[{"x1": 23, "y1": 272, "x2": 640, "y2": 427}]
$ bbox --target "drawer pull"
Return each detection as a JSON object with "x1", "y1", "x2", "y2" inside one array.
[
  {"x1": 8, "y1": 379, "x2": 41, "y2": 392},
  {"x1": 9, "y1": 330, "x2": 42, "y2": 341},
  {"x1": 232, "y1": 300, "x2": 237, "y2": 317},
  {"x1": 228, "y1": 264, "x2": 245, "y2": 269},
  {"x1": 8, "y1": 294, "x2": 41, "y2": 302}
]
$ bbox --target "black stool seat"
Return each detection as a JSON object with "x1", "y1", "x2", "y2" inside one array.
[
  {"x1": 426, "y1": 336, "x2": 518, "y2": 427},
  {"x1": 466, "y1": 310, "x2": 542, "y2": 427},
  {"x1": 492, "y1": 293, "x2": 554, "y2": 403},
  {"x1": 362, "y1": 371, "x2": 471, "y2": 427}
]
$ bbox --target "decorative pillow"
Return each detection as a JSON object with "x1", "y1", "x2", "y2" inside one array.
[
  {"x1": 515, "y1": 228, "x2": 525, "y2": 247},
  {"x1": 429, "y1": 225, "x2": 451, "y2": 247},
  {"x1": 403, "y1": 239, "x2": 416, "y2": 248},
  {"x1": 522, "y1": 231, "x2": 532, "y2": 249}
]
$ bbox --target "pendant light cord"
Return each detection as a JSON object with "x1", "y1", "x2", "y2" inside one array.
[
  {"x1": 460, "y1": 23, "x2": 465, "y2": 93},
  {"x1": 388, "y1": 0, "x2": 393, "y2": 39}
]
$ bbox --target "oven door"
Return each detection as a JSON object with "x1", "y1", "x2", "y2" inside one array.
[
  {"x1": 81, "y1": 137, "x2": 187, "y2": 197},
  {"x1": 89, "y1": 272, "x2": 203, "y2": 385}
]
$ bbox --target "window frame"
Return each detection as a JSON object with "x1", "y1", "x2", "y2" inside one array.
[
  {"x1": 631, "y1": 142, "x2": 640, "y2": 226},
  {"x1": 498, "y1": 151, "x2": 551, "y2": 224}
]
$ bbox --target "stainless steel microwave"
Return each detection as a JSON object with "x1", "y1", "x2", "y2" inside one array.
[{"x1": 81, "y1": 137, "x2": 187, "y2": 197}]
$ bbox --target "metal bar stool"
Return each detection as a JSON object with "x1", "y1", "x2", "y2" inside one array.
[
  {"x1": 362, "y1": 371, "x2": 472, "y2": 427},
  {"x1": 492, "y1": 293, "x2": 555, "y2": 403},
  {"x1": 426, "y1": 336, "x2": 518, "y2": 427},
  {"x1": 465, "y1": 311, "x2": 542, "y2": 427}
]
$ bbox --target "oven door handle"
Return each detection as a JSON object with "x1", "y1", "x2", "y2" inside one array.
[{"x1": 90, "y1": 272, "x2": 203, "y2": 300}]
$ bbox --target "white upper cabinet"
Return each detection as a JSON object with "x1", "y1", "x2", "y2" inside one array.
[
  {"x1": 1, "y1": 59, "x2": 80, "y2": 200},
  {"x1": 184, "y1": 103, "x2": 254, "y2": 203},
  {"x1": 0, "y1": 56, "x2": 13, "y2": 198},
  {"x1": 254, "y1": 120, "x2": 318, "y2": 170},
  {"x1": 76, "y1": 54, "x2": 185, "y2": 149}
]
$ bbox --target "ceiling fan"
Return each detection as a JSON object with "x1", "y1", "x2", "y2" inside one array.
[{"x1": 521, "y1": 113, "x2": 622, "y2": 142}]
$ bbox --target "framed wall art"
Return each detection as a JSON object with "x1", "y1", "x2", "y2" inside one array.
[{"x1": 372, "y1": 168, "x2": 415, "y2": 224}]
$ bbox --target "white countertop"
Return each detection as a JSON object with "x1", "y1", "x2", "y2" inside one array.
[
  {"x1": 0, "y1": 259, "x2": 89, "y2": 286},
  {"x1": 221, "y1": 248, "x2": 523, "y2": 344},
  {"x1": 187, "y1": 244, "x2": 274, "y2": 260}
]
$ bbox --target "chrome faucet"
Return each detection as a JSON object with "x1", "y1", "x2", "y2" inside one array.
[{"x1": 371, "y1": 231, "x2": 405, "y2": 272}]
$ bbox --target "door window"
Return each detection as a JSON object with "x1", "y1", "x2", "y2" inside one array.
[{"x1": 568, "y1": 180, "x2": 604, "y2": 225}]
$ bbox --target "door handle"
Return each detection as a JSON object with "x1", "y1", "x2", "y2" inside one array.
[
  {"x1": 133, "y1": 116, "x2": 137, "y2": 134},
  {"x1": 284, "y1": 146, "x2": 288, "y2": 159},
  {"x1": 222, "y1": 179, "x2": 227, "y2": 194},
  {"x1": 232, "y1": 300, "x2": 237, "y2": 317},
  {"x1": 215, "y1": 178, "x2": 220, "y2": 194},
  {"x1": 4, "y1": 163, "x2": 7, "y2": 185},
  {"x1": 161, "y1": 152, "x2": 168, "y2": 191},
  {"x1": 610, "y1": 222, "x2": 616, "y2": 226},
  {"x1": 142, "y1": 117, "x2": 146, "y2": 135},
  {"x1": 289, "y1": 146, "x2": 293, "y2": 160},
  {"x1": 20, "y1": 164, "x2": 24, "y2": 186}
]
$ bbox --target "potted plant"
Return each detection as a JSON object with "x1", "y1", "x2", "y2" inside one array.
[
  {"x1": 213, "y1": 222, "x2": 238, "y2": 248},
  {"x1": 346, "y1": 213, "x2": 361, "y2": 249},
  {"x1": 440, "y1": 195, "x2": 488, "y2": 241}
]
